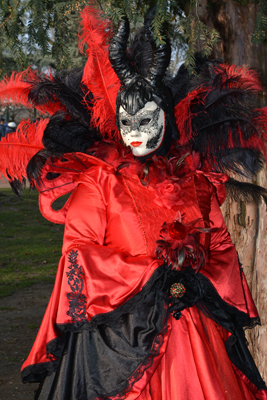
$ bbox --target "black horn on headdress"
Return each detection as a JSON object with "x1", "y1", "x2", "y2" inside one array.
[
  {"x1": 109, "y1": 10, "x2": 179, "y2": 141},
  {"x1": 109, "y1": 17, "x2": 138, "y2": 87}
]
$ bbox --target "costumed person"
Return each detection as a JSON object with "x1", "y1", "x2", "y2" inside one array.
[{"x1": 1, "y1": 7, "x2": 267, "y2": 400}]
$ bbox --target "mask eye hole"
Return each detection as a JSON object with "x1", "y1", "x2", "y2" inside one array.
[
  {"x1": 121, "y1": 119, "x2": 131, "y2": 126},
  {"x1": 140, "y1": 118, "x2": 151, "y2": 126}
]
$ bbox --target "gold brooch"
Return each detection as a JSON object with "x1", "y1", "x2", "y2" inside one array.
[{"x1": 170, "y1": 283, "x2": 186, "y2": 298}]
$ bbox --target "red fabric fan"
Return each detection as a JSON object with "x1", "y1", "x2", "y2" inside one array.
[
  {"x1": 79, "y1": 6, "x2": 120, "y2": 140},
  {"x1": 0, "y1": 119, "x2": 46, "y2": 181}
]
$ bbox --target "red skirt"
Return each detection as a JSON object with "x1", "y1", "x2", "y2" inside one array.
[{"x1": 128, "y1": 307, "x2": 266, "y2": 400}]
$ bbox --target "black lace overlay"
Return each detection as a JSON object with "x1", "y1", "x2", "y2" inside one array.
[
  {"x1": 23, "y1": 265, "x2": 266, "y2": 398},
  {"x1": 32, "y1": 266, "x2": 170, "y2": 400},
  {"x1": 66, "y1": 250, "x2": 87, "y2": 324},
  {"x1": 21, "y1": 359, "x2": 60, "y2": 385}
]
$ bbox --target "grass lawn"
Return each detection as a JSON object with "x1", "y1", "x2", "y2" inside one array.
[{"x1": 0, "y1": 187, "x2": 66, "y2": 297}]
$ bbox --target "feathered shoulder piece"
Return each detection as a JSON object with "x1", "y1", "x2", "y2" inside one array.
[
  {"x1": 169, "y1": 59, "x2": 267, "y2": 205},
  {"x1": 172, "y1": 60, "x2": 267, "y2": 179}
]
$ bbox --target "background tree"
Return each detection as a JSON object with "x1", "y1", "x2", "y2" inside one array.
[
  {"x1": 1, "y1": 0, "x2": 267, "y2": 76},
  {"x1": 0, "y1": 0, "x2": 87, "y2": 78},
  {"x1": 0, "y1": 0, "x2": 221, "y2": 77},
  {"x1": 190, "y1": 0, "x2": 267, "y2": 382}
]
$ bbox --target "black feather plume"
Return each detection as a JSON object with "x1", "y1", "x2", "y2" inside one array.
[
  {"x1": 28, "y1": 68, "x2": 93, "y2": 128},
  {"x1": 128, "y1": 27, "x2": 153, "y2": 77},
  {"x1": 172, "y1": 58, "x2": 267, "y2": 178},
  {"x1": 212, "y1": 148, "x2": 265, "y2": 177},
  {"x1": 6, "y1": 170, "x2": 24, "y2": 197},
  {"x1": 27, "y1": 115, "x2": 100, "y2": 184},
  {"x1": 226, "y1": 177, "x2": 267, "y2": 205}
]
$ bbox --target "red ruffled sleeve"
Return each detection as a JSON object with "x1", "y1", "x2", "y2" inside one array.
[
  {"x1": 193, "y1": 172, "x2": 259, "y2": 319},
  {"x1": 21, "y1": 165, "x2": 162, "y2": 373}
]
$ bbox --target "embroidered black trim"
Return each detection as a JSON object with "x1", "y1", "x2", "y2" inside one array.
[{"x1": 66, "y1": 250, "x2": 87, "y2": 323}]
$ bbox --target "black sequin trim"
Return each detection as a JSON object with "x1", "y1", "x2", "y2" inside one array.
[{"x1": 66, "y1": 250, "x2": 87, "y2": 323}]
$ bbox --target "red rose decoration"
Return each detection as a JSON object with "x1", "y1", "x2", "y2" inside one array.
[{"x1": 154, "y1": 179, "x2": 185, "y2": 209}]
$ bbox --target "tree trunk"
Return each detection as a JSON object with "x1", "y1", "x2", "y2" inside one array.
[
  {"x1": 196, "y1": 0, "x2": 267, "y2": 88},
  {"x1": 192, "y1": 0, "x2": 267, "y2": 381}
]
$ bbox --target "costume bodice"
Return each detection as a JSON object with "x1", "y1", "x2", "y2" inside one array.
[{"x1": 62, "y1": 163, "x2": 216, "y2": 258}]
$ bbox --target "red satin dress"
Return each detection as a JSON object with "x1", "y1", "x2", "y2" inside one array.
[{"x1": 21, "y1": 153, "x2": 267, "y2": 400}]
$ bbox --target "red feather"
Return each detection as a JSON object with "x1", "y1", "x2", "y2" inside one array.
[
  {"x1": 79, "y1": 6, "x2": 120, "y2": 140},
  {"x1": 174, "y1": 63, "x2": 263, "y2": 146},
  {"x1": 0, "y1": 119, "x2": 46, "y2": 181},
  {"x1": 217, "y1": 64, "x2": 262, "y2": 91},
  {"x1": 174, "y1": 86, "x2": 208, "y2": 145},
  {"x1": 0, "y1": 68, "x2": 65, "y2": 116}
]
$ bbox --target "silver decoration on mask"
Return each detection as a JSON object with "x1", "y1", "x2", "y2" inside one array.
[
  {"x1": 118, "y1": 101, "x2": 165, "y2": 157},
  {"x1": 119, "y1": 106, "x2": 161, "y2": 137}
]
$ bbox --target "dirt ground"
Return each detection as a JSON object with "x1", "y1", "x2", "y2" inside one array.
[{"x1": 0, "y1": 283, "x2": 54, "y2": 400}]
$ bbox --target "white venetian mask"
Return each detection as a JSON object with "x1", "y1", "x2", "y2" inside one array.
[{"x1": 119, "y1": 101, "x2": 165, "y2": 157}]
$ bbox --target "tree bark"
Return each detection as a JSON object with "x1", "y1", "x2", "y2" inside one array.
[
  {"x1": 196, "y1": 0, "x2": 267, "y2": 79},
  {"x1": 193, "y1": 0, "x2": 267, "y2": 381}
]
